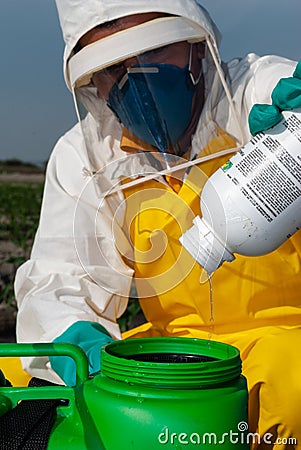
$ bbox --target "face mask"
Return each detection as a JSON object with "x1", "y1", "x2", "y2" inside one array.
[{"x1": 108, "y1": 64, "x2": 197, "y2": 153}]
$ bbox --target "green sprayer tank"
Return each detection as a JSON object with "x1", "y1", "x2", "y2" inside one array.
[{"x1": 0, "y1": 337, "x2": 249, "y2": 449}]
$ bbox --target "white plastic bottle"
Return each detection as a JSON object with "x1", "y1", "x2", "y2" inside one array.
[{"x1": 180, "y1": 110, "x2": 301, "y2": 274}]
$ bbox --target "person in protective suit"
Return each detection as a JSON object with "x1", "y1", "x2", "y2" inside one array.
[{"x1": 15, "y1": 0, "x2": 301, "y2": 446}]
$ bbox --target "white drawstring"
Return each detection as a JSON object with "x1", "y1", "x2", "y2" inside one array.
[
  {"x1": 83, "y1": 144, "x2": 242, "y2": 198},
  {"x1": 205, "y1": 35, "x2": 245, "y2": 146}
]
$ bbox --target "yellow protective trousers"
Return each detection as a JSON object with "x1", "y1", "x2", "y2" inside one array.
[{"x1": 121, "y1": 130, "x2": 301, "y2": 448}]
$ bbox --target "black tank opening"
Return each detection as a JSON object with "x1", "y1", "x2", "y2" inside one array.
[{"x1": 123, "y1": 352, "x2": 218, "y2": 363}]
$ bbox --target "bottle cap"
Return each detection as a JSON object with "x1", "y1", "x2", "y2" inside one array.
[{"x1": 180, "y1": 216, "x2": 234, "y2": 274}]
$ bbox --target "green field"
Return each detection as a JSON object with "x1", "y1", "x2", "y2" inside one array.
[
  {"x1": 0, "y1": 181, "x2": 44, "y2": 305},
  {"x1": 0, "y1": 181, "x2": 43, "y2": 247}
]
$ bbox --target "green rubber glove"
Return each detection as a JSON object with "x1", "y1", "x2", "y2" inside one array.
[
  {"x1": 249, "y1": 61, "x2": 301, "y2": 135},
  {"x1": 49, "y1": 321, "x2": 114, "y2": 386}
]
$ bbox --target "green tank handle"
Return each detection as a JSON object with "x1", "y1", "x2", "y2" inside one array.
[
  {"x1": 0, "y1": 343, "x2": 89, "y2": 385},
  {"x1": 0, "y1": 343, "x2": 89, "y2": 410}
]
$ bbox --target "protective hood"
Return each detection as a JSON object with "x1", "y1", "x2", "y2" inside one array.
[{"x1": 54, "y1": 0, "x2": 221, "y2": 90}]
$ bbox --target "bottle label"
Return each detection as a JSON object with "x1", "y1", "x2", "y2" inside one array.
[{"x1": 222, "y1": 111, "x2": 301, "y2": 223}]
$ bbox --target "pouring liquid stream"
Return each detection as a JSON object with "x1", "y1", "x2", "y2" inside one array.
[
  {"x1": 200, "y1": 270, "x2": 215, "y2": 341},
  {"x1": 208, "y1": 275, "x2": 215, "y2": 340}
]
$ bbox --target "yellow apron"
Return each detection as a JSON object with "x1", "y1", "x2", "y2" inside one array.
[{"x1": 121, "y1": 128, "x2": 301, "y2": 446}]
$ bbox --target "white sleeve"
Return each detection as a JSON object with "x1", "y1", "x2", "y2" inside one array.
[{"x1": 15, "y1": 124, "x2": 133, "y2": 380}]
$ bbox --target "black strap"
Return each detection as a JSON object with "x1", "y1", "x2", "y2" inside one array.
[{"x1": 0, "y1": 378, "x2": 61, "y2": 450}]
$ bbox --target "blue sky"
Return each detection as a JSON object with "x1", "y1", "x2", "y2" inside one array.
[{"x1": 0, "y1": 0, "x2": 300, "y2": 164}]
